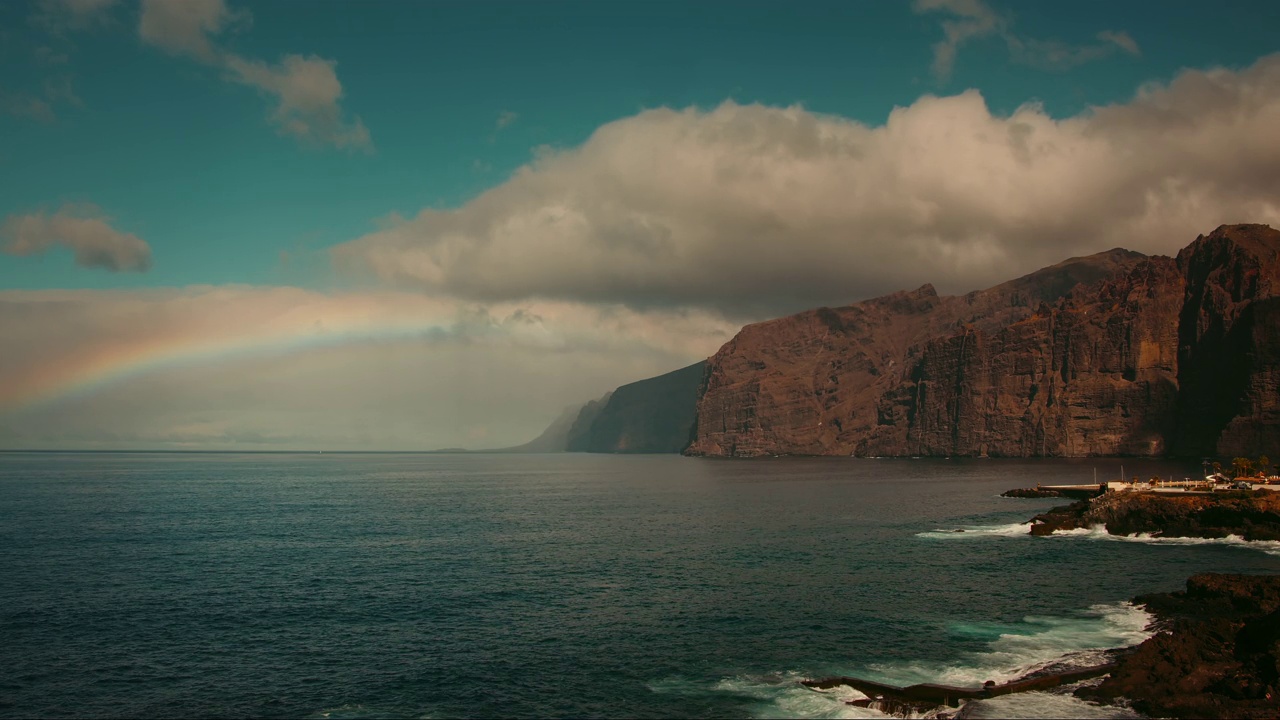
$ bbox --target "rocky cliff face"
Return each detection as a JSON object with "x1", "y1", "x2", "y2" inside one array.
[
  {"x1": 1175, "y1": 225, "x2": 1280, "y2": 457},
  {"x1": 563, "y1": 392, "x2": 612, "y2": 451},
  {"x1": 688, "y1": 225, "x2": 1280, "y2": 457},
  {"x1": 566, "y1": 362, "x2": 706, "y2": 453}
]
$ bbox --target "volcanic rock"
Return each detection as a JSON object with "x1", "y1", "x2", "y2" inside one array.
[
  {"x1": 688, "y1": 225, "x2": 1280, "y2": 457},
  {"x1": 1000, "y1": 487, "x2": 1063, "y2": 498},
  {"x1": 1027, "y1": 490, "x2": 1280, "y2": 541},
  {"x1": 1078, "y1": 573, "x2": 1280, "y2": 719}
]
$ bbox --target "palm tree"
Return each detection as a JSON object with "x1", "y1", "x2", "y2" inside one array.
[{"x1": 1232, "y1": 457, "x2": 1254, "y2": 478}]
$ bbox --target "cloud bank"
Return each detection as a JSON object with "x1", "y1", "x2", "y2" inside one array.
[
  {"x1": 138, "y1": 0, "x2": 370, "y2": 150},
  {"x1": 2, "y1": 204, "x2": 152, "y2": 272},
  {"x1": 335, "y1": 54, "x2": 1280, "y2": 318}
]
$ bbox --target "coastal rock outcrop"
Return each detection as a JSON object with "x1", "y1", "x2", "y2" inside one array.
[
  {"x1": 1078, "y1": 573, "x2": 1280, "y2": 719},
  {"x1": 1000, "y1": 487, "x2": 1063, "y2": 498},
  {"x1": 688, "y1": 225, "x2": 1280, "y2": 457},
  {"x1": 1027, "y1": 490, "x2": 1280, "y2": 541}
]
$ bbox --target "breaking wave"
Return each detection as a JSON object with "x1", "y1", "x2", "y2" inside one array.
[
  {"x1": 957, "y1": 691, "x2": 1142, "y2": 718},
  {"x1": 652, "y1": 603, "x2": 1153, "y2": 718},
  {"x1": 916, "y1": 522, "x2": 1034, "y2": 539},
  {"x1": 919, "y1": 521, "x2": 1280, "y2": 556},
  {"x1": 1050, "y1": 525, "x2": 1280, "y2": 556},
  {"x1": 861, "y1": 603, "x2": 1152, "y2": 688}
]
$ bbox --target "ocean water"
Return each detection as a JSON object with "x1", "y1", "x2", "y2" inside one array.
[{"x1": 2, "y1": 453, "x2": 1278, "y2": 719}]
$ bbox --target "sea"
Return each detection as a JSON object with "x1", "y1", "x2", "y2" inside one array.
[{"x1": 2, "y1": 452, "x2": 1278, "y2": 719}]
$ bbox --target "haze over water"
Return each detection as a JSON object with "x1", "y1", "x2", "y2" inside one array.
[{"x1": 4, "y1": 453, "x2": 1278, "y2": 718}]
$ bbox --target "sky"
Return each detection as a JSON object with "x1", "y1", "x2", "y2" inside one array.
[{"x1": 1, "y1": 0, "x2": 1279, "y2": 450}]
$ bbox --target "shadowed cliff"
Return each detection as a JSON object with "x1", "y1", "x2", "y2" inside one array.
[
  {"x1": 499, "y1": 362, "x2": 704, "y2": 454},
  {"x1": 566, "y1": 362, "x2": 706, "y2": 453}
]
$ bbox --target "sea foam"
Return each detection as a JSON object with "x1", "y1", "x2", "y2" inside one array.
[
  {"x1": 1051, "y1": 525, "x2": 1280, "y2": 555},
  {"x1": 670, "y1": 603, "x2": 1153, "y2": 719},
  {"x1": 920, "y1": 520, "x2": 1280, "y2": 556},
  {"x1": 916, "y1": 522, "x2": 1033, "y2": 539},
  {"x1": 862, "y1": 602, "x2": 1152, "y2": 688}
]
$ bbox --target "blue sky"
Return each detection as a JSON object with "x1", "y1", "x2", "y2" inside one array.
[
  {"x1": 2, "y1": 0, "x2": 1277, "y2": 291},
  {"x1": 2, "y1": 0, "x2": 1280, "y2": 449}
]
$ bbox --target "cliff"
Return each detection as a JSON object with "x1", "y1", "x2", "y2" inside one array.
[
  {"x1": 1175, "y1": 225, "x2": 1280, "y2": 457},
  {"x1": 563, "y1": 392, "x2": 611, "y2": 451},
  {"x1": 489, "y1": 402, "x2": 589, "y2": 453},
  {"x1": 566, "y1": 362, "x2": 705, "y2": 453},
  {"x1": 1078, "y1": 573, "x2": 1280, "y2": 719},
  {"x1": 688, "y1": 225, "x2": 1280, "y2": 457}
]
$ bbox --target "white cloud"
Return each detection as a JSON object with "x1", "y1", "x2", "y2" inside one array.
[
  {"x1": 0, "y1": 287, "x2": 735, "y2": 450},
  {"x1": 914, "y1": 0, "x2": 1140, "y2": 81},
  {"x1": 2, "y1": 204, "x2": 152, "y2": 272},
  {"x1": 9, "y1": 1, "x2": 111, "y2": 123},
  {"x1": 1007, "y1": 31, "x2": 1141, "y2": 73},
  {"x1": 333, "y1": 54, "x2": 1280, "y2": 318},
  {"x1": 224, "y1": 54, "x2": 371, "y2": 149},
  {"x1": 1096, "y1": 30, "x2": 1140, "y2": 57},
  {"x1": 137, "y1": 0, "x2": 240, "y2": 61},
  {"x1": 137, "y1": 0, "x2": 371, "y2": 151},
  {"x1": 33, "y1": 0, "x2": 119, "y2": 33},
  {"x1": 913, "y1": 0, "x2": 1005, "y2": 82},
  {"x1": 0, "y1": 92, "x2": 57, "y2": 122},
  {"x1": 0, "y1": 76, "x2": 83, "y2": 124},
  {"x1": 497, "y1": 110, "x2": 518, "y2": 129}
]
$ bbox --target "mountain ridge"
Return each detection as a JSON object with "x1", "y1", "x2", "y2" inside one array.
[
  {"x1": 688, "y1": 224, "x2": 1280, "y2": 457},
  {"x1": 509, "y1": 225, "x2": 1279, "y2": 459}
]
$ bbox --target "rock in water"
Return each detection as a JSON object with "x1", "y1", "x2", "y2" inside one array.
[{"x1": 1001, "y1": 487, "x2": 1063, "y2": 498}]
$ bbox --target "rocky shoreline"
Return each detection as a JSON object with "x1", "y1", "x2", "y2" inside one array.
[
  {"x1": 1025, "y1": 488, "x2": 1280, "y2": 540},
  {"x1": 1078, "y1": 573, "x2": 1280, "y2": 719},
  {"x1": 801, "y1": 574, "x2": 1280, "y2": 719},
  {"x1": 1021, "y1": 491, "x2": 1280, "y2": 717},
  {"x1": 805, "y1": 491, "x2": 1280, "y2": 718}
]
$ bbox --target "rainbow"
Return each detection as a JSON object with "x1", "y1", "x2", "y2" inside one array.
[{"x1": 1, "y1": 315, "x2": 470, "y2": 414}]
